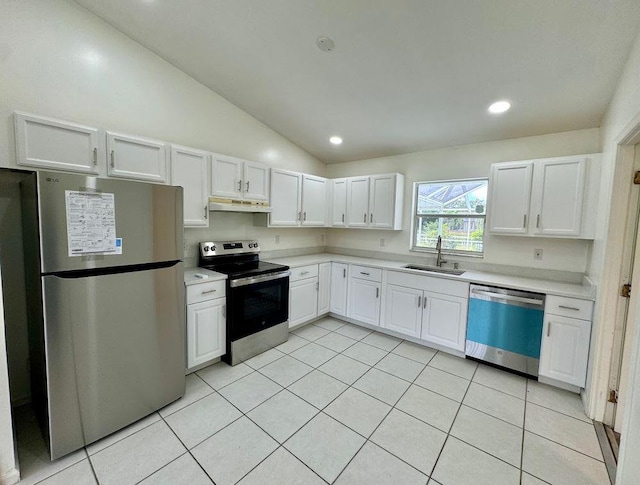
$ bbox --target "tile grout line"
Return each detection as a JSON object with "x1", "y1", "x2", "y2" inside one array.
[{"x1": 520, "y1": 378, "x2": 528, "y2": 485}]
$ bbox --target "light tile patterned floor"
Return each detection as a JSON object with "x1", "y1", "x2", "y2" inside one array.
[{"x1": 15, "y1": 317, "x2": 610, "y2": 485}]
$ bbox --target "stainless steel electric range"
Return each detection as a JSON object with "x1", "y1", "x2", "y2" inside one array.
[{"x1": 198, "y1": 240, "x2": 290, "y2": 365}]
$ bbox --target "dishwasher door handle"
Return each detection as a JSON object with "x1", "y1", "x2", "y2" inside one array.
[{"x1": 471, "y1": 289, "x2": 544, "y2": 306}]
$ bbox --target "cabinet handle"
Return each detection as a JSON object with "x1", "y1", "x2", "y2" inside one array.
[
  {"x1": 201, "y1": 289, "x2": 217, "y2": 294},
  {"x1": 376, "y1": 287, "x2": 379, "y2": 298},
  {"x1": 547, "y1": 325, "x2": 550, "y2": 337},
  {"x1": 342, "y1": 213, "x2": 345, "y2": 223},
  {"x1": 558, "y1": 305, "x2": 580, "y2": 311},
  {"x1": 204, "y1": 206, "x2": 208, "y2": 219},
  {"x1": 246, "y1": 181, "x2": 250, "y2": 192},
  {"x1": 360, "y1": 271, "x2": 370, "y2": 276},
  {"x1": 93, "y1": 147, "x2": 98, "y2": 165},
  {"x1": 523, "y1": 214, "x2": 527, "y2": 228},
  {"x1": 237, "y1": 180, "x2": 242, "y2": 192},
  {"x1": 370, "y1": 213, "x2": 373, "y2": 223},
  {"x1": 343, "y1": 268, "x2": 346, "y2": 278},
  {"x1": 300, "y1": 271, "x2": 310, "y2": 276},
  {"x1": 536, "y1": 214, "x2": 540, "y2": 228},
  {"x1": 298, "y1": 211, "x2": 302, "y2": 221},
  {"x1": 418, "y1": 296, "x2": 421, "y2": 307},
  {"x1": 222, "y1": 305, "x2": 226, "y2": 318},
  {"x1": 316, "y1": 281, "x2": 319, "y2": 291},
  {"x1": 303, "y1": 212, "x2": 307, "y2": 221},
  {"x1": 363, "y1": 213, "x2": 367, "y2": 223},
  {"x1": 423, "y1": 297, "x2": 427, "y2": 309},
  {"x1": 110, "y1": 150, "x2": 115, "y2": 168}
]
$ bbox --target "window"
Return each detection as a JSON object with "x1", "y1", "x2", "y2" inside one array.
[{"x1": 412, "y1": 178, "x2": 488, "y2": 255}]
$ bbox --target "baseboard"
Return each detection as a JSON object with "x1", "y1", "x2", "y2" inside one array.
[{"x1": 0, "y1": 467, "x2": 20, "y2": 485}]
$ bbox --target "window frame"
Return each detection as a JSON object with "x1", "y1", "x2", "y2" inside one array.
[{"x1": 409, "y1": 177, "x2": 488, "y2": 257}]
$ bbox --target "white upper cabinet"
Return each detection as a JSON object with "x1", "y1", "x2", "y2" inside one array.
[
  {"x1": 14, "y1": 112, "x2": 101, "y2": 174},
  {"x1": 301, "y1": 175, "x2": 328, "y2": 226},
  {"x1": 107, "y1": 131, "x2": 168, "y2": 183},
  {"x1": 211, "y1": 155, "x2": 269, "y2": 202},
  {"x1": 212, "y1": 154, "x2": 243, "y2": 199},
  {"x1": 487, "y1": 161, "x2": 533, "y2": 234},
  {"x1": 488, "y1": 155, "x2": 597, "y2": 239},
  {"x1": 346, "y1": 177, "x2": 370, "y2": 227},
  {"x1": 170, "y1": 145, "x2": 210, "y2": 228},
  {"x1": 330, "y1": 178, "x2": 348, "y2": 227},
  {"x1": 369, "y1": 174, "x2": 404, "y2": 229},
  {"x1": 530, "y1": 158, "x2": 586, "y2": 237},
  {"x1": 345, "y1": 174, "x2": 404, "y2": 230},
  {"x1": 244, "y1": 161, "x2": 269, "y2": 201},
  {"x1": 269, "y1": 169, "x2": 327, "y2": 227},
  {"x1": 269, "y1": 169, "x2": 302, "y2": 226}
]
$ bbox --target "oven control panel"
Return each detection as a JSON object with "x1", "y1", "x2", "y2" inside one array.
[{"x1": 199, "y1": 240, "x2": 260, "y2": 257}]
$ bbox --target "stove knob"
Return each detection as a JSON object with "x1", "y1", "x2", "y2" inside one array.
[
  {"x1": 203, "y1": 245, "x2": 209, "y2": 252},
  {"x1": 211, "y1": 245, "x2": 216, "y2": 252}
]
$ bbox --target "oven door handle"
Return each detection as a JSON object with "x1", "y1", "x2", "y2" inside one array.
[{"x1": 229, "y1": 270, "x2": 291, "y2": 288}]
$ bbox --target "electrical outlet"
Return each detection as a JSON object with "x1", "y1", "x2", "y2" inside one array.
[
  {"x1": 380, "y1": 238, "x2": 385, "y2": 247},
  {"x1": 534, "y1": 248, "x2": 543, "y2": 260},
  {"x1": 275, "y1": 235, "x2": 280, "y2": 245}
]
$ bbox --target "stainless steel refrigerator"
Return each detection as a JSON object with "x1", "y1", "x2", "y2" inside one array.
[{"x1": 10, "y1": 169, "x2": 185, "y2": 459}]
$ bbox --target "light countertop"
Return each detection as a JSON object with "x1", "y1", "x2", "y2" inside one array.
[
  {"x1": 184, "y1": 267, "x2": 227, "y2": 286},
  {"x1": 265, "y1": 253, "x2": 596, "y2": 300}
]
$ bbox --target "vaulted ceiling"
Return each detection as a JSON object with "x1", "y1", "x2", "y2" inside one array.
[{"x1": 75, "y1": 0, "x2": 640, "y2": 163}]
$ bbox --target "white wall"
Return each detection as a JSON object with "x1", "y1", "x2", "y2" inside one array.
[
  {"x1": 327, "y1": 129, "x2": 600, "y2": 272},
  {"x1": 0, "y1": 0, "x2": 327, "y2": 256},
  {"x1": 0, "y1": 264, "x2": 18, "y2": 485}
]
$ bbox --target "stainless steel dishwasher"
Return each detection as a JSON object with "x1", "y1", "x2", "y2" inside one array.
[{"x1": 466, "y1": 284, "x2": 545, "y2": 378}]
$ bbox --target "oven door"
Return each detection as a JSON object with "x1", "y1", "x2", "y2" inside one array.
[{"x1": 227, "y1": 271, "x2": 290, "y2": 341}]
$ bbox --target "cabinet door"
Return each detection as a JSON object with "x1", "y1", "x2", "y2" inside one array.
[
  {"x1": 14, "y1": 112, "x2": 101, "y2": 174},
  {"x1": 302, "y1": 175, "x2": 328, "y2": 226},
  {"x1": 383, "y1": 285, "x2": 423, "y2": 338},
  {"x1": 539, "y1": 314, "x2": 590, "y2": 387},
  {"x1": 369, "y1": 174, "x2": 396, "y2": 229},
  {"x1": 318, "y1": 263, "x2": 331, "y2": 315},
  {"x1": 187, "y1": 298, "x2": 225, "y2": 369},
  {"x1": 346, "y1": 177, "x2": 370, "y2": 227},
  {"x1": 421, "y1": 292, "x2": 468, "y2": 351},
  {"x1": 244, "y1": 161, "x2": 269, "y2": 201},
  {"x1": 330, "y1": 263, "x2": 349, "y2": 316},
  {"x1": 289, "y1": 278, "x2": 318, "y2": 327},
  {"x1": 348, "y1": 278, "x2": 381, "y2": 326},
  {"x1": 171, "y1": 145, "x2": 210, "y2": 227},
  {"x1": 330, "y1": 178, "x2": 348, "y2": 227},
  {"x1": 488, "y1": 162, "x2": 533, "y2": 234},
  {"x1": 107, "y1": 132, "x2": 168, "y2": 183},
  {"x1": 269, "y1": 169, "x2": 302, "y2": 226},
  {"x1": 530, "y1": 158, "x2": 586, "y2": 237},
  {"x1": 211, "y1": 154, "x2": 243, "y2": 199}
]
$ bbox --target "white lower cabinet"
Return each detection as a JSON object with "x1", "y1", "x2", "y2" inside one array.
[
  {"x1": 348, "y1": 277, "x2": 381, "y2": 326},
  {"x1": 289, "y1": 277, "x2": 319, "y2": 328},
  {"x1": 186, "y1": 279, "x2": 226, "y2": 370},
  {"x1": 318, "y1": 263, "x2": 331, "y2": 315},
  {"x1": 421, "y1": 292, "x2": 468, "y2": 352},
  {"x1": 383, "y1": 285, "x2": 423, "y2": 338},
  {"x1": 330, "y1": 263, "x2": 348, "y2": 316},
  {"x1": 539, "y1": 313, "x2": 591, "y2": 387}
]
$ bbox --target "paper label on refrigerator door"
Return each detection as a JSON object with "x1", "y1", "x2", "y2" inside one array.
[{"x1": 65, "y1": 190, "x2": 117, "y2": 256}]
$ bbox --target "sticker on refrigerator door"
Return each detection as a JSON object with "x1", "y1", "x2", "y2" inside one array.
[
  {"x1": 65, "y1": 190, "x2": 117, "y2": 256},
  {"x1": 114, "y1": 238, "x2": 123, "y2": 255}
]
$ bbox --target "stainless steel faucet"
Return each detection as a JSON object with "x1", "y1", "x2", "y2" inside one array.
[{"x1": 436, "y1": 235, "x2": 447, "y2": 267}]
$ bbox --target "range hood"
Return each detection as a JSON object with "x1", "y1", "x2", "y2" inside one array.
[{"x1": 208, "y1": 197, "x2": 271, "y2": 213}]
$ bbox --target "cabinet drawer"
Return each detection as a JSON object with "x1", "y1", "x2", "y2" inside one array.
[
  {"x1": 351, "y1": 265, "x2": 382, "y2": 282},
  {"x1": 186, "y1": 280, "x2": 226, "y2": 305},
  {"x1": 290, "y1": 264, "x2": 319, "y2": 282},
  {"x1": 545, "y1": 295, "x2": 593, "y2": 321}
]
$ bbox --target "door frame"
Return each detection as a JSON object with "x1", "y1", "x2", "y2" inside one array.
[{"x1": 586, "y1": 111, "x2": 640, "y2": 424}]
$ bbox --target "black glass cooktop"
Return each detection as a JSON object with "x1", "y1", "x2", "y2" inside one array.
[{"x1": 200, "y1": 260, "x2": 289, "y2": 280}]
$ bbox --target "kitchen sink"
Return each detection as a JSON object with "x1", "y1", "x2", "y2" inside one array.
[{"x1": 403, "y1": 264, "x2": 465, "y2": 276}]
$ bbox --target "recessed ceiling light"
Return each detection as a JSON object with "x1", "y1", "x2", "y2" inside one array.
[
  {"x1": 329, "y1": 136, "x2": 343, "y2": 145},
  {"x1": 488, "y1": 100, "x2": 511, "y2": 114}
]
